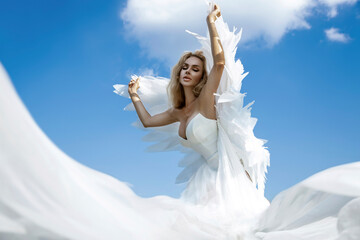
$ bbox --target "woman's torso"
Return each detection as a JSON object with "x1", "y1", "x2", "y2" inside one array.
[{"x1": 179, "y1": 112, "x2": 219, "y2": 169}]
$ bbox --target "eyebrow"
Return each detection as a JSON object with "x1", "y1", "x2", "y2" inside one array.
[{"x1": 183, "y1": 63, "x2": 201, "y2": 67}]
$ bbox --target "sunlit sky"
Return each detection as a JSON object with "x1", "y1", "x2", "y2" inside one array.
[{"x1": 1, "y1": 0, "x2": 359, "y2": 200}]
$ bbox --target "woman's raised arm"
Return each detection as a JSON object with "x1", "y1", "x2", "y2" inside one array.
[
  {"x1": 128, "y1": 77, "x2": 177, "y2": 128},
  {"x1": 207, "y1": 4, "x2": 225, "y2": 68},
  {"x1": 198, "y1": 4, "x2": 225, "y2": 111}
]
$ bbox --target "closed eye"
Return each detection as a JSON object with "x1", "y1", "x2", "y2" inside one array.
[{"x1": 182, "y1": 64, "x2": 200, "y2": 72}]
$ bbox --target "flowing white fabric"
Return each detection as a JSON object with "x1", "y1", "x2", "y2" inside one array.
[
  {"x1": 0, "y1": 63, "x2": 233, "y2": 240},
  {"x1": 1, "y1": 5, "x2": 360, "y2": 240}
]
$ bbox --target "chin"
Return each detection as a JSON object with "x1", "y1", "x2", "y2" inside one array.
[{"x1": 182, "y1": 83, "x2": 196, "y2": 89}]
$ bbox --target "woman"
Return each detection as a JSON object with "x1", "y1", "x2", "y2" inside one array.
[
  {"x1": 124, "y1": 4, "x2": 270, "y2": 224},
  {"x1": 125, "y1": 3, "x2": 267, "y2": 210}
]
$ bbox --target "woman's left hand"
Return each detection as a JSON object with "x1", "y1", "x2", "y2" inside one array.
[{"x1": 207, "y1": 3, "x2": 221, "y2": 23}]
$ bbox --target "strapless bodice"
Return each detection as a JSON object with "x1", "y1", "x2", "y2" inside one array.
[{"x1": 179, "y1": 113, "x2": 218, "y2": 169}]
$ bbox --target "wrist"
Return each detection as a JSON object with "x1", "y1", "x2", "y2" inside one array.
[
  {"x1": 206, "y1": 16, "x2": 216, "y2": 24},
  {"x1": 130, "y1": 92, "x2": 141, "y2": 102}
]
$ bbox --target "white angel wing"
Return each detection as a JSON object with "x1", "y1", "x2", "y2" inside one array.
[
  {"x1": 114, "y1": 11, "x2": 269, "y2": 196},
  {"x1": 187, "y1": 16, "x2": 270, "y2": 195},
  {"x1": 113, "y1": 75, "x2": 206, "y2": 184}
]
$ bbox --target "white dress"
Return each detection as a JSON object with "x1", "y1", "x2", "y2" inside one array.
[{"x1": 1, "y1": 7, "x2": 360, "y2": 240}]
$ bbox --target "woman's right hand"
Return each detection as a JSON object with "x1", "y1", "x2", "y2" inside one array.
[
  {"x1": 128, "y1": 77, "x2": 140, "y2": 95},
  {"x1": 207, "y1": 3, "x2": 221, "y2": 23}
]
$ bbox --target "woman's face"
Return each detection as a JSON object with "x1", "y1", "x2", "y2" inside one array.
[{"x1": 179, "y1": 56, "x2": 204, "y2": 88}]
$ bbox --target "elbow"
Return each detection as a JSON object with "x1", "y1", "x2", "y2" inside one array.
[
  {"x1": 141, "y1": 119, "x2": 150, "y2": 128},
  {"x1": 214, "y1": 60, "x2": 225, "y2": 70},
  {"x1": 214, "y1": 53, "x2": 225, "y2": 69},
  {"x1": 216, "y1": 60, "x2": 225, "y2": 67},
  {"x1": 142, "y1": 121, "x2": 149, "y2": 128}
]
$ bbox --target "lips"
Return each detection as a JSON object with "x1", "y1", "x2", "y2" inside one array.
[{"x1": 183, "y1": 76, "x2": 191, "y2": 81}]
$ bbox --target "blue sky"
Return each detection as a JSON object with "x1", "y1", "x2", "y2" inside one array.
[{"x1": 1, "y1": 0, "x2": 359, "y2": 200}]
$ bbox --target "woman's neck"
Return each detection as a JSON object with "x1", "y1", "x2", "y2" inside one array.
[{"x1": 183, "y1": 86, "x2": 197, "y2": 108}]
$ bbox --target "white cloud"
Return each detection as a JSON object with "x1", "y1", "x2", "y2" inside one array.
[
  {"x1": 120, "y1": 0, "x2": 358, "y2": 63},
  {"x1": 324, "y1": 27, "x2": 351, "y2": 42},
  {"x1": 319, "y1": 0, "x2": 358, "y2": 17}
]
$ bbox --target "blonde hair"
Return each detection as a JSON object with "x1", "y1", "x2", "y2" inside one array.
[{"x1": 167, "y1": 51, "x2": 208, "y2": 109}]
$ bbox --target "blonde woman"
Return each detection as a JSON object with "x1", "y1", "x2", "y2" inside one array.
[{"x1": 124, "y1": 1, "x2": 270, "y2": 231}]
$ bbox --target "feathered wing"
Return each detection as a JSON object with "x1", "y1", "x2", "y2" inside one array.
[
  {"x1": 187, "y1": 16, "x2": 270, "y2": 195},
  {"x1": 113, "y1": 75, "x2": 206, "y2": 185},
  {"x1": 114, "y1": 13, "x2": 270, "y2": 196}
]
